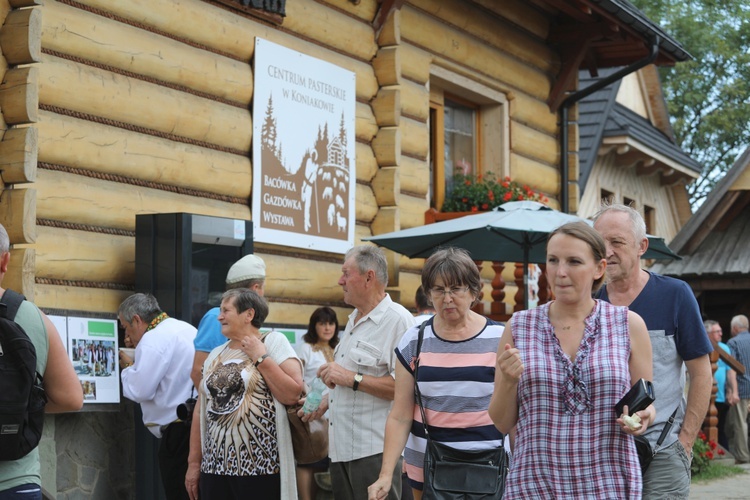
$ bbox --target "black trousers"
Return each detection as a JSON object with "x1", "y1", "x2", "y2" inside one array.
[{"x1": 158, "y1": 422, "x2": 191, "y2": 500}]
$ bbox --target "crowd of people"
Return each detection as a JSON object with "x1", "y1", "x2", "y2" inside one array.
[{"x1": 1, "y1": 198, "x2": 732, "y2": 500}]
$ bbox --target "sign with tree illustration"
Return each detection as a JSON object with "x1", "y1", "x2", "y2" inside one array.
[{"x1": 252, "y1": 38, "x2": 356, "y2": 254}]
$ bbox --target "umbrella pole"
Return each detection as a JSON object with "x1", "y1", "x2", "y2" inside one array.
[{"x1": 523, "y1": 244, "x2": 530, "y2": 311}]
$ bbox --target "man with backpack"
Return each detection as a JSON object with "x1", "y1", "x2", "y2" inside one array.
[{"x1": 0, "y1": 223, "x2": 83, "y2": 499}]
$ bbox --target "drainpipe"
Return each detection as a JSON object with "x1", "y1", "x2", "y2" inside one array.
[{"x1": 559, "y1": 36, "x2": 660, "y2": 213}]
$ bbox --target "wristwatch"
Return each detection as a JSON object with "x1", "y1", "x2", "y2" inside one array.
[
  {"x1": 353, "y1": 372, "x2": 363, "y2": 391},
  {"x1": 254, "y1": 354, "x2": 269, "y2": 367}
]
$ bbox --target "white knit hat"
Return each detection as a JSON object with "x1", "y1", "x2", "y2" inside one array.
[{"x1": 225, "y1": 254, "x2": 266, "y2": 284}]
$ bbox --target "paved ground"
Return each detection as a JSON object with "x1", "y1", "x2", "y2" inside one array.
[{"x1": 689, "y1": 463, "x2": 750, "y2": 499}]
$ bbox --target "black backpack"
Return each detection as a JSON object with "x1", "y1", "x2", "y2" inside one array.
[{"x1": 0, "y1": 289, "x2": 47, "y2": 460}]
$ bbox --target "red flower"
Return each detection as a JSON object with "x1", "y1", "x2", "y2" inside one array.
[
  {"x1": 471, "y1": 206, "x2": 478, "y2": 212},
  {"x1": 482, "y1": 203, "x2": 489, "y2": 210},
  {"x1": 465, "y1": 180, "x2": 472, "y2": 186},
  {"x1": 718, "y1": 448, "x2": 726, "y2": 456},
  {"x1": 462, "y1": 197, "x2": 468, "y2": 203},
  {"x1": 706, "y1": 451, "x2": 714, "y2": 459},
  {"x1": 502, "y1": 181, "x2": 510, "y2": 188},
  {"x1": 503, "y1": 191, "x2": 512, "y2": 201},
  {"x1": 710, "y1": 441, "x2": 718, "y2": 450},
  {"x1": 488, "y1": 191, "x2": 495, "y2": 201}
]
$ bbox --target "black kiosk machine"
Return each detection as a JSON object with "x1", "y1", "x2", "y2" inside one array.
[{"x1": 133, "y1": 213, "x2": 254, "y2": 499}]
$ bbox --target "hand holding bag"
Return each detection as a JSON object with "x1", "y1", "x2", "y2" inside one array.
[
  {"x1": 414, "y1": 321, "x2": 509, "y2": 499},
  {"x1": 286, "y1": 398, "x2": 329, "y2": 465},
  {"x1": 262, "y1": 333, "x2": 329, "y2": 465}
]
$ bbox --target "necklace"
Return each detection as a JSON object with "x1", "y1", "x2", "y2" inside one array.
[
  {"x1": 312, "y1": 342, "x2": 334, "y2": 362},
  {"x1": 146, "y1": 312, "x2": 169, "y2": 332}
]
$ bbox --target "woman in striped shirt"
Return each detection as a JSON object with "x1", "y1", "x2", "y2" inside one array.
[{"x1": 368, "y1": 247, "x2": 505, "y2": 500}]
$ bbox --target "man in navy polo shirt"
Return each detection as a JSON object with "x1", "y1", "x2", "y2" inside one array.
[{"x1": 593, "y1": 203, "x2": 712, "y2": 499}]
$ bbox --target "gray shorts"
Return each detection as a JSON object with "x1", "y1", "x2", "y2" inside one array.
[{"x1": 642, "y1": 440, "x2": 692, "y2": 499}]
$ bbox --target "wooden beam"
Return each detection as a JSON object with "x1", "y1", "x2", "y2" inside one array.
[
  {"x1": 4, "y1": 248, "x2": 35, "y2": 299},
  {"x1": 373, "y1": 0, "x2": 404, "y2": 33},
  {"x1": 399, "y1": 116, "x2": 428, "y2": 160},
  {"x1": 543, "y1": 0, "x2": 593, "y2": 22},
  {"x1": 372, "y1": 46, "x2": 401, "y2": 86},
  {"x1": 376, "y1": 7, "x2": 400, "y2": 46},
  {"x1": 34, "y1": 225, "x2": 134, "y2": 283},
  {"x1": 0, "y1": 188, "x2": 36, "y2": 244},
  {"x1": 0, "y1": 126, "x2": 37, "y2": 183},
  {"x1": 0, "y1": 7, "x2": 41, "y2": 65},
  {"x1": 547, "y1": 39, "x2": 591, "y2": 112},
  {"x1": 37, "y1": 110, "x2": 251, "y2": 199},
  {"x1": 9, "y1": 0, "x2": 42, "y2": 7},
  {"x1": 0, "y1": 66, "x2": 38, "y2": 124},
  {"x1": 35, "y1": 168, "x2": 248, "y2": 232},
  {"x1": 39, "y1": 54, "x2": 250, "y2": 152},
  {"x1": 370, "y1": 206, "x2": 399, "y2": 236},
  {"x1": 711, "y1": 338, "x2": 745, "y2": 375},
  {"x1": 33, "y1": 283, "x2": 130, "y2": 314},
  {"x1": 548, "y1": 21, "x2": 618, "y2": 44},
  {"x1": 372, "y1": 166, "x2": 399, "y2": 206},
  {"x1": 371, "y1": 126, "x2": 401, "y2": 167},
  {"x1": 42, "y1": 0, "x2": 252, "y2": 104},
  {"x1": 371, "y1": 87, "x2": 401, "y2": 127}
]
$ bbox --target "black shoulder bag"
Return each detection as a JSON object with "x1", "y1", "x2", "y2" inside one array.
[
  {"x1": 634, "y1": 407, "x2": 679, "y2": 475},
  {"x1": 414, "y1": 321, "x2": 509, "y2": 499}
]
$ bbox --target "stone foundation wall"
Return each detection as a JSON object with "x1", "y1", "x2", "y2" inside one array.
[{"x1": 41, "y1": 402, "x2": 136, "y2": 499}]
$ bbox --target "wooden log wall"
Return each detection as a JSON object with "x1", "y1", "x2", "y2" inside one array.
[
  {"x1": 0, "y1": 0, "x2": 564, "y2": 323},
  {"x1": 381, "y1": 0, "x2": 561, "y2": 311},
  {"x1": 0, "y1": 0, "x2": 389, "y2": 326}
]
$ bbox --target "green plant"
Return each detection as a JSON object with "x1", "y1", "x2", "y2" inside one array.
[
  {"x1": 441, "y1": 173, "x2": 547, "y2": 213},
  {"x1": 692, "y1": 431, "x2": 725, "y2": 476},
  {"x1": 692, "y1": 461, "x2": 744, "y2": 483}
]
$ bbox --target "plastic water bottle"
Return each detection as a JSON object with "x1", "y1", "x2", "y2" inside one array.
[{"x1": 302, "y1": 377, "x2": 327, "y2": 414}]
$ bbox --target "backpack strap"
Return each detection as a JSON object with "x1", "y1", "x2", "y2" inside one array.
[{"x1": 0, "y1": 289, "x2": 26, "y2": 322}]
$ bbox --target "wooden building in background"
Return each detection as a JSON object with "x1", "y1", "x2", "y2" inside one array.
[
  {"x1": 0, "y1": 0, "x2": 694, "y2": 496},
  {"x1": 0, "y1": 0, "x2": 692, "y2": 324}
]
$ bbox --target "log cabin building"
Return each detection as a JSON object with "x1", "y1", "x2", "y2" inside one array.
[{"x1": 0, "y1": 0, "x2": 697, "y2": 497}]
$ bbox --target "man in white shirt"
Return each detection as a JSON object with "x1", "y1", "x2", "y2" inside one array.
[
  {"x1": 118, "y1": 293, "x2": 197, "y2": 500},
  {"x1": 312, "y1": 246, "x2": 415, "y2": 500}
]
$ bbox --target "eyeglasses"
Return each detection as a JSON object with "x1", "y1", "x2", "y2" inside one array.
[{"x1": 430, "y1": 286, "x2": 470, "y2": 299}]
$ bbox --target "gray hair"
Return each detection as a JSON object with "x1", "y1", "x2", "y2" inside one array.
[
  {"x1": 345, "y1": 245, "x2": 388, "y2": 287},
  {"x1": 421, "y1": 247, "x2": 482, "y2": 306},
  {"x1": 118, "y1": 293, "x2": 163, "y2": 324},
  {"x1": 222, "y1": 288, "x2": 268, "y2": 328},
  {"x1": 704, "y1": 319, "x2": 719, "y2": 332},
  {"x1": 0, "y1": 224, "x2": 9, "y2": 254},
  {"x1": 731, "y1": 315, "x2": 749, "y2": 331},
  {"x1": 592, "y1": 202, "x2": 647, "y2": 244}
]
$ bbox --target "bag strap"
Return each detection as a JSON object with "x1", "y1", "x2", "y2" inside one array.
[
  {"x1": 413, "y1": 320, "x2": 430, "y2": 438},
  {"x1": 653, "y1": 406, "x2": 680, "y2": 454},
  {"x1": 0, "y1": 289, "x2": 25, "y2": 322}
]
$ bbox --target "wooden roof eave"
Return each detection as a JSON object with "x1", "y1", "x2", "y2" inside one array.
[
  {"x1": 544, "y1": 0, "x2": 684, "y2": 112},
  {"x1": 598, "y1": 136, "x2": 700, "y2": 185}
]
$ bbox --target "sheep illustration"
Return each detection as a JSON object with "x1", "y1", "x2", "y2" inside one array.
[
  {"x1": 336, "y1": 212, "x2": 347, "y2": 232},
  {"x1": 322, "y1": 186, "x2": 333, "y2": 200}
]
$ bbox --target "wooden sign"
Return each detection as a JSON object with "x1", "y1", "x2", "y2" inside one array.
[{"x1": 252, "y1": 38, "x2": 356, "y2": 254}]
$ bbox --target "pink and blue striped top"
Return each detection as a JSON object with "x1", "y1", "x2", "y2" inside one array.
[{"x1": 395, "y1": 317, "x2": 505, "y2": 491}]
